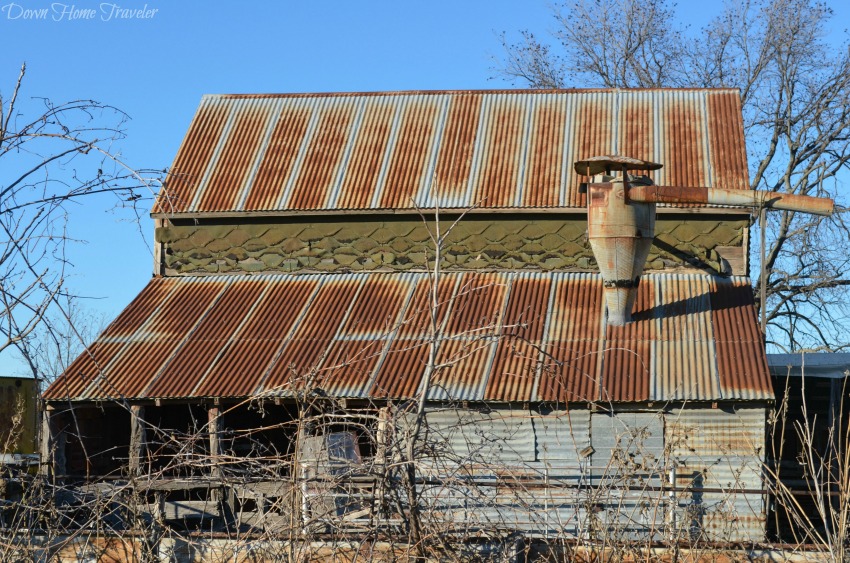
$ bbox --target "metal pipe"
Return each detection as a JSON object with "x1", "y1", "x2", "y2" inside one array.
[{"x1": 627, "y1": 185, "x2": 834, "y2": 216}]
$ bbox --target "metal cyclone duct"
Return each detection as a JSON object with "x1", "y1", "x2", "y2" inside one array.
[
  {"x1": 574, "y1": 156, "x2": 834, "y2": 326},
  {"x1": 576, "y1": 157, "x2": 661, "y2": 326}
]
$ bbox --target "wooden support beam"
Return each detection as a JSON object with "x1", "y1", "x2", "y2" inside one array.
[
  {"x1": 208, "y1": 406, "x2": 221, "y2": 479},
  {"x1": 39, "y1": 406, "x2": 65, "y2": 478},
  {"x1": 129, "y1": 405, "x2": 146, "y2": 476},
  {"x1": 208, "y1": 405, "x2": 235, "y2": 524}
]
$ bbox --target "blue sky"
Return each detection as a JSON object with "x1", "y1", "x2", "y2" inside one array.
[{"x1": 1, "y1": 0, "x2": 847, "y2": 374}]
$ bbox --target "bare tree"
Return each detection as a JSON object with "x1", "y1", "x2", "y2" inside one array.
[
  {"x1": 496, "y1": 0, "x2": 850, "y2": 352},
  {"x1": 0, "y1": 63, "x2": 160, "y2": 379},
  {"x1": 15, "y1": 296, "x2": 108, "y2": 391}
]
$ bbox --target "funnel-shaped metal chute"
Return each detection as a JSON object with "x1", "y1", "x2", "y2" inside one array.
[
  {"x1": 575, "y1": 155, "x2": 835, "y2": 326},
  {"x1": 577, "y1": 157, "x2": 660, "y2": 325}
]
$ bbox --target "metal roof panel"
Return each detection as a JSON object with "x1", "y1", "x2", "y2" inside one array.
[
  {"x1": 45, "y1": 272, "x2": 772, "y2": 403},
  {"x1": 155, "y1": 89, "x2": 749, "y2": 215}
]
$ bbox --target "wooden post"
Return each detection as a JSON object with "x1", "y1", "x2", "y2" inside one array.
[
  {"x1": 374, "y1": 406, "x2": 391, "y2": 514},
  {"x1": 39, "y1": 406, "x2": 65, "y2": 478},
  {"x1": 129, "y1": 405, "x2": 146, "y2": 476},
  {"x1": 208, "y1": 406, "x2": 221, "y2": 479},
  {"x1": 208, "y1": 405, "x2": 235, "y2": 524}
]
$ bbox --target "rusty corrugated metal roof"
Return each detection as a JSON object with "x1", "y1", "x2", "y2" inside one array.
[
  {"x1": 153, "y1": 89, "x2": 749, "y2": 215},
  {"x1": 44, "y1": 272, "x2": 770, "y2": 403}
]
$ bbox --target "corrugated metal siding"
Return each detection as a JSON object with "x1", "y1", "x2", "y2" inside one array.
[
  {"x1": 153, "y1": 89, "x2": 750, "y2": 214},
  {"x1": 592, "y1": 411, "x2": 664, "y2": 476},
  {"x1": 44, "y1": 272, "x2": 771, "y2": 403},
  {"x1": 665, "y1": 406, "x2": 766, "y2": 542},
  {"x1": 534, "y1": 408, "x2": 591, "y2": 464},
  {"x1": 401, "y1": 405, "x2": 764, "y2": 540},
  {"x1": 404, "y1": 407, "x2": 537, "y2": 466}
]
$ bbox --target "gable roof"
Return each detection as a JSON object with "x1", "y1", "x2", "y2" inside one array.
[
  {"x1": 154, "y1": 89, "x2": 749, "y2": 215},
  {"x1": 44, "y1": 271, "x2": 771, "y2": 404}
]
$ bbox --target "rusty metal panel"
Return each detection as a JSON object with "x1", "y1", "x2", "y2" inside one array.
[
  {"x1": 427, "y1": 336, "x2": 498, "y2": 401},
  {"x1": 337, "y1": 277, "x2": 410, "y2": 338},
  {"x1": 666, "y1": 406, "x2": 767, "y2": 542},
  {"x1": 522, "y1": 93, "x2": 568, "y2": 207},
  {"x1": 196, "y1": 277, "x2": 320, "y2": 397},
  {"x1": 432, "y1": 93, "x2": 483, "y2": 207},
  {"x1": 663, "y1": 91, "x2": 708, "y2": 190},
  {"x1": 485, "y1": 274, "x2": 551, "y2": 402},
  {"x1": 155, "y1": 90, "x2": 750, "y2": 214},
  {"x1": 241, "y1": 98, "x2": 312, "y2": 210},
  {"x1": 618, "y1": 91, "x2": 658, "y2": 184},
  {"x1": 568, "y1": 92, "x2": 615, "y2": 206},
  {"x1": 261, "y1": 275, "x2": 362, "y2": 392},
  {"x1": 707, "y1": 91, "x2": 749, "y2": 190},
  {"x1": 394, "y1": 273, "x2": 457, "y2": 339},
  {"x1": 314, "y1": 339, "x2": 385, "y2": 397},
  {"x1": 426, "y1": 272, "x2": 506, "y2": 400},
  {"x1": 143, "y1": 280, "x2": 267, "y2": 398},
  {"x1": 311, "y1": 276, "x2": 414, "y2": 397},
  {"x1": 539, "y1": 273, "x2": 603, "y2": 403},
  {"x1": 84, "y1": 278, "x2": 228, "y2": 399},
  {"x1": 379, "y1": 94, "x2": 442, "y2": 208},
  {"x1": 649, "y1": 275, "x2": 720, "y2": 401},
  {"x1": 42, "y1": 342, "x2": 124, "y2": 400},
  {"x1": 155, "y1": 98, "x2": 230, "y2": 213},
  {"x1": 196, "y1": 100, "x2": 273, "y2": 211},
  {"x1": 470, "y1": 93, "x2": 528, "y2": 208},
  {"x1": 443, "y1": 272, "x2": 507, "y2": 337},
  {"x1": 370, "y1": 339, "x2": 429, "y2": 399},
  {"x1": 284, "y1": 97, "x2": 357, "y2": 209},
  {"x1": 709, "y1": 277, "x2": 772, "y2": 400},
  {"x1": 43, "y1": 279, "x2": 179, "y2": 399},
  {"x1": 334, "y1": 96, "x2": 398, "y2": 209},
  {"x1": 601, "y1": 281, "x2": 655, "y2": 402}
]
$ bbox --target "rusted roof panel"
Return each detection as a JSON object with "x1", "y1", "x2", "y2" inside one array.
[
  {"x1": 143, "y1": 280, "x2": 267, "y2": 398},
  {"x1": 485, "y1": 275, "x2": 551, "y2": 402},
  {"x1": 154, "y1": 89, "x2": 749, "y2": 215},
  {"x1": 649, "y1": 275, "x2": 720, "y2": 400},
  {"x1": 709, "y1": 277, "x2": 772, "y2": 400},
  {"x1": 539, "y1": 273, "x2": 602, "y2": 402},
  {"x1": 195, "y1": 279, "x2": 320, "y2": 397},
  {"x1": 45, "y1": 272, "x2": 771, "y2": 403},
  {"x1": 433, "y1": 94, "x2": 482, "y2": 206},
  {"x1": 380, "y1": 95, "x2": 442, "y2": 209},
  {"x1": 470, "y1": 93, "x2": 527, "y2": 208},
  {"x1": 241, "y1": 100, "x2": 311, "y2": 210},
  {"x1": 663, "y1": 90, "x2": 708, "y2": 191},
  {"x1": 154, "y1": 100, "x2": 230, "y2": 213},
  {"x1": 196, "y1": 102, "x2": 272, "y2": 211},
  {"x1": 523, "y1": 95, "x2": 567, "y2": 207},
  {"x1": 335, "y1": 97, "x2": 397, "y2": 209},
  {"x1": 285, "y1": 98, "x2": 358, "y2": 209},
  {"x1": 601, "y1": 282, "x2": 655, "y2": 402},
  {"x1": 707, "y1": 91, "x2": 749, "y2": 191}
]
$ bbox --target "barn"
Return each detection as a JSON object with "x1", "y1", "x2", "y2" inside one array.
[{"x1": 41, "y1": 89, "x2": 776, "y2": 555}]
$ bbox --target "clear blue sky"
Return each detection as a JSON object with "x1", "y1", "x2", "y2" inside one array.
[{"x1": 1, "y1": 0, "x2": 847, "y2": 375}]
